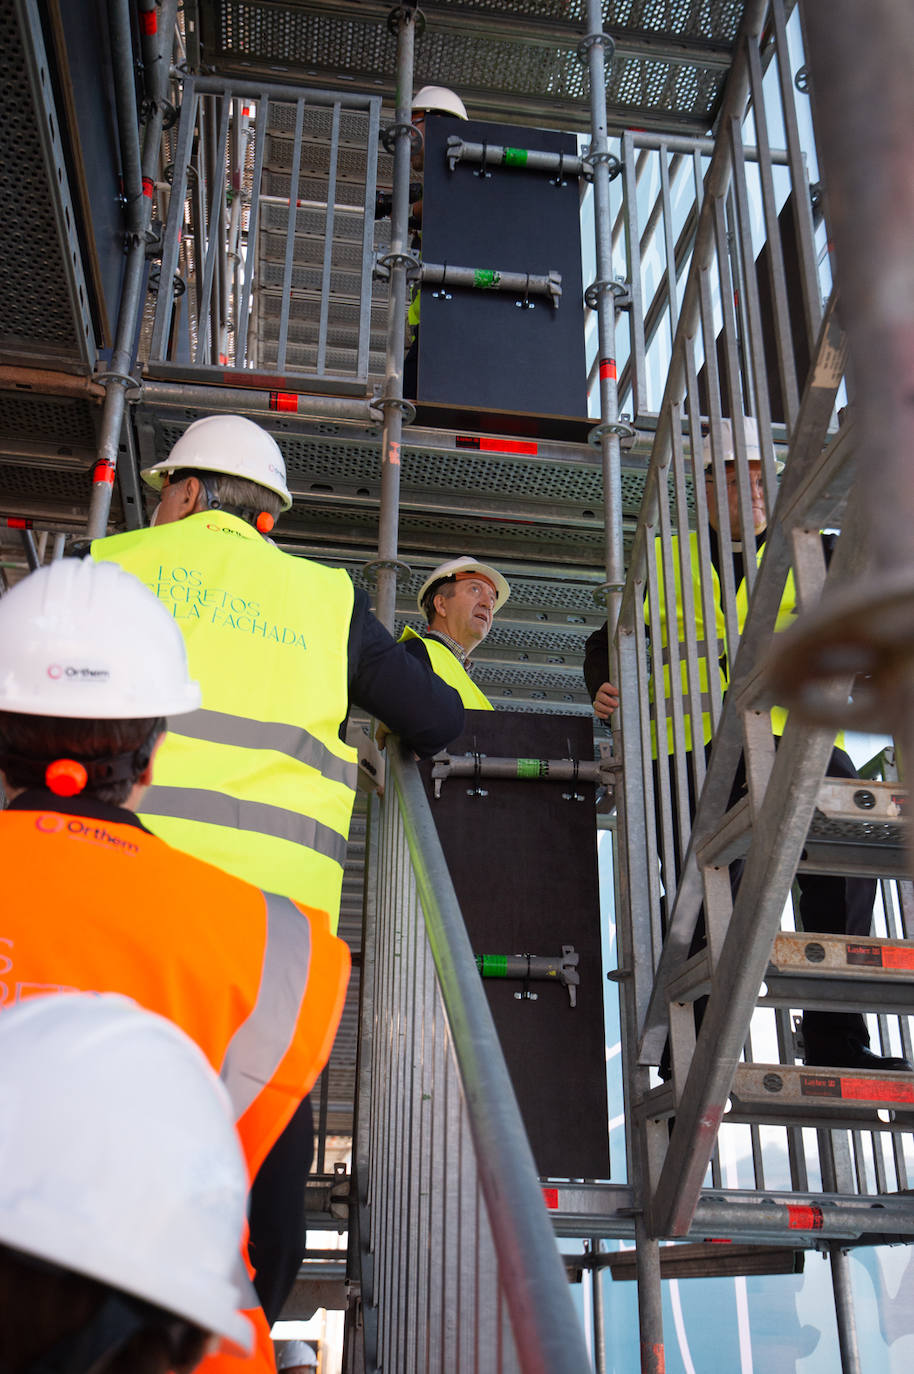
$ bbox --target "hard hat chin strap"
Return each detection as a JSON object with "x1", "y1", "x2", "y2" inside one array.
[{"x1": 0, "y1": 724, "x2": 162, "y2": 798}]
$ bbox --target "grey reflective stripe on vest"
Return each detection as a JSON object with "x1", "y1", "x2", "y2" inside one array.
[
  {"x1": 171, "y1": 707, "x2": 357, "y2": 790},
  {"x1": 141, "y1": 786, "x2": 349, "y2": 867},
  {"x1": 220, "y1": 891, "x2": 312, "y2": 1119}
]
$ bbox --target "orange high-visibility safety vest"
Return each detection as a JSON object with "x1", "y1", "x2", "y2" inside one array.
[
  {"x1": 203, "y1": 1278, "x2": 275, "y2": 1374},
  {"x1": 0, "y1": 806, "x2": 351, "y2": 1183}
]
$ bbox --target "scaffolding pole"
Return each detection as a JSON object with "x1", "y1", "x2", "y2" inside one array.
[
  {"x1": 88, "y1": 0, "x2": 178, "y2": 539},
  {"x1": 371, "y1": 4, "x2": 419, "y2": 631}
]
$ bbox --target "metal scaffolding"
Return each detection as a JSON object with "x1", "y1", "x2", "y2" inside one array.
[{"x1": 3, "y1": 0, "x2": 914, "y2": 1370}]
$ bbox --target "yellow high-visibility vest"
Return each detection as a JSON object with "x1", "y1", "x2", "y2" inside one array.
[
  {"x1": 92, "y1": 512, "x2": 358, "y2": 928},
  {"x1": 646, "y1": 532, "x2": 727, "y2": 758},
  {"x1": 733, "y1": 542, "x2": 843, "y2": 744},
  {"x1": 399, "y1": 624, "x2": 493, "y2": 709}
]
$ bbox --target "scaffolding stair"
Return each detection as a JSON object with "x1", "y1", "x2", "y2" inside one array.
[
  {"x1": 726, "y1": 1063, "x2": 914, "y2": 1132},
  {"x1": 764, "y1": 931, "x2": 914, "y2": 1016}
]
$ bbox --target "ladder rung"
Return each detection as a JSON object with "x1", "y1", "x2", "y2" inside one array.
[
  {"x1": 770, "y1": 932, "x2": 914, "y2": 978},
  {"x1": 727, "y1": 1063, "x2": 914, "y2": 1131},
  {"x1": 762, "y1": 933, "x2": 914, "y2": 1013},
  {"x1": 696, "y1": 778, "x2": 908, "y2": 877},
  {"x1": 813, "y1": 778, "x2": 908, "y2": 830}
]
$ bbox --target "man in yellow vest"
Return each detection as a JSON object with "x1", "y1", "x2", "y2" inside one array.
[
  {"x1": 0, "y1": 557, "x2": 353, "y2": 1373},
  {"x1": 584, "y1": 417, "x2": 909, "y2": 1072},
  {"x1": 90, "y1": 414, "x2": 464, "y2": 931},
  {"x1": 399, "y1": 555, "x2": 510, "y2": 710}
]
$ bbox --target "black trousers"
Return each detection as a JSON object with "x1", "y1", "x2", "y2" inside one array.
[
  {"x1": 655, "y1": 743, "x2": 875, "y2": 1063},
  {"x1": 248, "y1": 1094, "x2": 314, "y2": 1325}
]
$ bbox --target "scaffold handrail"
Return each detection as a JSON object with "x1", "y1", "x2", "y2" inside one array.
[{"x1": 386, "y1": 739, "x2": 594, "y2": 1374}]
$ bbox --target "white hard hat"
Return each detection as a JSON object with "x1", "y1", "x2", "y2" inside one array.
[
  {"x1": 0, "y1": 559, "x2": 201, "y2": 719},
  {"x1": 0, "y1": 992, "x2": 255, "y2": 1354},
  {"x1": 278, "y1": 1340, "x2": 318, "y2": 1369},
  {"x1": 412, "y1": 85, "x2": 468, "y2": 120},
  {"x1": 417, "y1": 556, "x2": 510, "y2": 613},
  {"x1": 701, "y1": 416, "x2": 784, "y2": 472},
  {"x1": 142, "y1": 415, "x2": 293, "y2": 510}
]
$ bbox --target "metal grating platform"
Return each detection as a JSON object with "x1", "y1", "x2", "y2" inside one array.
[
  {"x1": 197, "y1": 0, "x2": 745, "y2": 133},
  {"x1": 0, "y1": 0, "x2": 94, "y2": 367}
]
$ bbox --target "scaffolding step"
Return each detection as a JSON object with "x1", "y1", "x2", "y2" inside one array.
[
  {"x1": 726, "y1": 1063, "x2": 914, "y2": 1131},
  {"x1": 762, "y1": 932, "x2": 914, "y2": 1014},
  {"x1": 802, "y1": 778, "x2": 909, "y2": 877},
  {"x1": 700, "y1": 779, "x2": 908, "y2": 877}
]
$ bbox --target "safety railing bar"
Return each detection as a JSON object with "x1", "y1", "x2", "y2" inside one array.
[
  {"x1": 727, "y1": 115, "x2": 781, "y2": 519},
  {"x1": 697, "y1": 262, "x2": 743, "y2": 661},
  {"x1": 710, "y1": 193, "x2": 761, "y2": 592},
  {"x1": 190, "y1": 73, "x2": 380, "y2": 107},
  {"x1": 236, "y1": 93, "x2": 270, "y2": 365},
  {"x1": 646, "y1": 513, "x2": 681, "y2": 888},
  {"x1": 276, "y1": 98, "x2": 306, "y2": 374},
  {"x1": 773, "y1": 1005, "x2": 809, "y2": 1193},
  {"x1": 669, "y1": 401, "x2": 706, "y2": 845},
  {"x1": 769, "y1": 0, "x2": 823, "y2": 353},
  {"x1": 658, "y1": 145, "x2": 681, "y2": 351},
  {"x1": 316, "y1": 102, "x2": 341, "y2": 375},
  {"x1": 149, "y1": 81, "x2": 197, "y2": 358},
  {"x1": 617, "y1": 195, "x2": 700, "y2": 412},
  {"x1": 387, "y1": 741, "x2": 594, "y2": 1374},
  {"x1": 614, "y1": 0, "x2": 770, "y2": 635},
  {"x1": 357, "y1": 98, "x2": 381, "y2": 380},
  {"x1": 621, "y1": 130, "x2": 647, "y2": 416},
  {"x1": 195, "y1": 93, "x2": 232, "y2": 364},
  {"x1": 745, "y1": 35, "x2": 800, "y2": 429},
  {"x1": 684, "y1": 343, "x2": 725, "y2": 740}
]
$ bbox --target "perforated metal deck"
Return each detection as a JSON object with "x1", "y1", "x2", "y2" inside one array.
[{"x1": 195, "y1": 0, "x2": 746, "y2": 133}]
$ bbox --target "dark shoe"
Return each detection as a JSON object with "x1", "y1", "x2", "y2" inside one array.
[{"x1": 804, "y1": 1039, "x2": 912, "y2": 1073}]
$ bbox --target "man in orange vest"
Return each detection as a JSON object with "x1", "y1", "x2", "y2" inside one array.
[{"x1": 0, "y1": 558, "x2": 352, "y2": 1371}]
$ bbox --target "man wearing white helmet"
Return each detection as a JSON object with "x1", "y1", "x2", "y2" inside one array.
[
  {"x1": 400, "y1": 87, "x2": 468, "y2": 396},
  {"x1": 89, "y1": 413, "x2": 463, "y2": 930},
  {"x1": 399, "y1": 555, "x2": 509, "y2": 710},
  {"x1": 0, "y1": 992, "x2": 254, "y2": 1374},
  {"x1": 374, "y1": 85, "x2": 467, "y2": 221},
  {"x1": 276, "y1": 1339, "x2": 318, "y2": 1371},
  {"x1": 584, "y1": 414, "x2": 908, "y2": 1074},
  {"x1": 0, "y1": 559, "x2": 354, "y2": 1374}
]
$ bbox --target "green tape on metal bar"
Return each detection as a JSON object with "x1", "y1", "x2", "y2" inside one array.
[
  {"x1": 516, "y1": 758, "x2": 546, "y2": 779},
  {"x1": 476, "y1": 954, "x2": 508, "y2": 978},
  {"x1": 473, "y1": 269, "x2": 500, "y2": 289},
  {"x1": 504, "y1": 147, "x2": 528, "y2": 167}
]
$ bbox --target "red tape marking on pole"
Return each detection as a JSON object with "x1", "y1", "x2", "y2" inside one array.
[{"x1": 787, "y1": 1205, "x2": 824, "y2": 1230}]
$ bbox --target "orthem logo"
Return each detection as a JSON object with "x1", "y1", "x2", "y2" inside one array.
[
  {"x1": 46, "y1": 664, "x2": 111, "y2": 682},
  {"x1": 35, "y1": 814, "x2": 65, "y2": 835}
]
